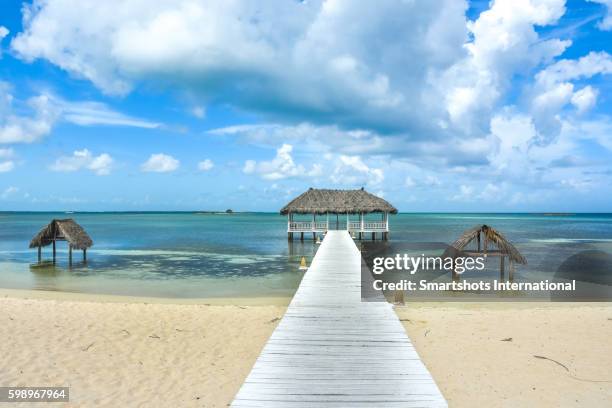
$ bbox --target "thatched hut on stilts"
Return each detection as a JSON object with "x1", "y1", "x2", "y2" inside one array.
[
  {"x1": 444, "y1": 225, "x2": 526, "y2": 282},
  {"x1": 29, "y1": 219, "x2": 93, "y2": 265},
  {"x1": 281, "y1": 188, "x2": 397, "y2": 241}
]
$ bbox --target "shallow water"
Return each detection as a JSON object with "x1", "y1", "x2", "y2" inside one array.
[{"x1": 0, "y1": 212, "x2": 611, "y2": 298}]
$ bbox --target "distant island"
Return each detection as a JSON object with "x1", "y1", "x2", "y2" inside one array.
[{"x1": 195, "y1": 209, "x2": 237, "y2": 215}]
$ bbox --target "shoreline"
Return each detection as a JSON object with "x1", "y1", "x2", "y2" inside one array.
[
  {"x1": 0, "y1": 287, "x2": 292, "y2": 306},
  {"x1": 2, "y1": 286, "x2": 609, "y2": 308}
]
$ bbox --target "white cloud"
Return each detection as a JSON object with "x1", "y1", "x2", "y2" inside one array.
[
  {"x1": 529, "y1": 51, "x2": 612, "y2": 138},
  {"x1": 10, "y1": 0, "x2": 468, "y2": 132},
  {"x1": 451, "y1": 185, "x2": 474, "y2": 201},
  {"x1": 191, "y1": 106, "x2": 206, "y2": 119},
  {"x1": 60, "y1": 100, "x2": 161, "y2": 128},
  {"x1": 242, "y1": 144, "x2": 320, "y2": 180},
  {"x1": 331, "y1": 155, "x2": 384, "y2": 186},
  {"x1": 587, "y1": 0, "x2": 612, "y2": 30},
  {"x1": 88, "y1": 153, "x2": 113, "y2": 175},
  {"x1": 487, "y1": 111, "x2": 537, "y2": 174},
  {"x1": 243, "y1": 160, "x2": 256, "y2": 174},
  {"x1": 141, "y1": 153, "x2": 179, "y2": 173},
  {"x1": 405, "y1": 177, "x2": 416, "y2": 188},
  {"x1": 0, "y1": 83, "x2": 60, "y2": 143},
  {"x1": 477, "y1": 183, "x2": 502, "y2": 202},
  {"x1": 0, "y1": 147, "x2": 14, "y2": 172},
  {"x1": 50, "y1": 149, "x2": 114, "y2": 175},
  {"x1": 0, "y1": 148, "x2": 13, "y2": 158},
  {"x1": 424, "y1": 175, "x2": 442, "y2": 186},
  {"x1": 561, "y1": 177, "x2": 594, "y2": 192},
  {"x1": 0, "y1": 26, "x2": 9, "y2": 55},
  {"x1": 435, "y1": 0, "x2": 568, "y2": 131},
  {"x1": 571, "y1": 86, "x2": 598, "y2": 113},
  {"x1": 197, "y1": 159, "x2": 214, "y2": 171},
  {"x1": 535, "y1": 51, "x2": 612, "y2": 87},
  {"x1": 0, "y1": 82, "x2": 160, "y2": 143},
  {"x1": 0, "y1": 160, "x2": 14, "y2": 172},
  {"x1": 1, "y1": 186, "x2": 18, "y2": 199}
]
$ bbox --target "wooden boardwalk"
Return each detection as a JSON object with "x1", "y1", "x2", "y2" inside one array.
[{"x1": 232, "y1": 231, "x2": 447, "y2": 407}]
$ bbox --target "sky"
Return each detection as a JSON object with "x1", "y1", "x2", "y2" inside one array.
[{"x1": 0, "y1": 0, "x2": 611, "y2": 212}]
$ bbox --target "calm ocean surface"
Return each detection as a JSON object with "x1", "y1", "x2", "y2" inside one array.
[{"x1": 0, "y1": 212, "x2": 611, "y2": 298}]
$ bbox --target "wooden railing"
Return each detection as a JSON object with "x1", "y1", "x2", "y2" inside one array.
[
  {"x1": 348, "y1": 221, "x2": 388, "y2": 232},
  {"x1": 288, "y1": 220, "x2": 388, "y2": 232},
  {"x1": 288, "y1": 222, "x2": 329, "y2": 232}
]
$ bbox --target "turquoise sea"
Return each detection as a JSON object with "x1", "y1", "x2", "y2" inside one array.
[{"x1": 0, "y1": 212, "x2": 611, "y2": 298}]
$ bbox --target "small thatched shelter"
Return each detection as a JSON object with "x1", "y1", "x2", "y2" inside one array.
[
  {"x1": 29, "y1": 219, "x2": 93, "y2": 263},
  {"x1": 281, "y1": 188, "x2": 397, "y2": 240},
  {"x1": 444, "y1": 224, "x2": 526, "y2": 282}
]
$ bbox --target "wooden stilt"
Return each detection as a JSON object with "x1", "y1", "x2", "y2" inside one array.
[
  {"x1": 300, "y1": 232, "x2": 304, "y2": 241},
  {"x1": 52, "y1": 240, "x2": 56, "y2": 263},
  {"x1": 371, "y1": 232, "x2": 375, "y2": 241},
  {"x1": 394, "y1": 290, "x2": 405, "y2": 305},
  {"x1": 500, "y1": 256, "x2": 505, "y2": 281},
  {"x1": 509, "y1": 259, "x2": 514, "y2": 282},
  {"x1": 358, "y1": 232, "x2": 362, "y2": 240},
  {"x1": 69, "y1": 245, "x2": 73, "y2": 266},
  {"x1": 38, "y1": 246, "x2": 41, "y2": 263},
  {"x1": 83, "y1": 248, "x2": 87, "y2": 262}
]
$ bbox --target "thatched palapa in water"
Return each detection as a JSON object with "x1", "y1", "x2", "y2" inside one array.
[{"x1": 30, "y1": 219, "x2": 93, "y2": 263}]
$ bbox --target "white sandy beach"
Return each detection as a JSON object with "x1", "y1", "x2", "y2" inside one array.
[
  {"x1": 1, "y1": 290, "x2": 611, "y2": 407},
  {"x1": 397, "y1": 303, "x2": 612, "y2": 408},
  {"x1": 0, "y1": 290, "x2": 287, "y2": 407}
]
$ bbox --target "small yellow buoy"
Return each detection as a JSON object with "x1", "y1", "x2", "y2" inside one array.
[{"x1": 299, "y1": 256, "x2": 308, "y2": 270}]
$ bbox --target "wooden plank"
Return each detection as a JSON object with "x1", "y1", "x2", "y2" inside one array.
[{"x1": 231, "y1": 231, "x2": 447, "y2": 407}]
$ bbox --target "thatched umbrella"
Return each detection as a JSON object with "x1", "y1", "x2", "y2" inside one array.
[
  {"x1": 29, "y1": 219, "x2": 93, "y2": 264},
  {"x1": 444, "y1": 224, "x2": 526, "y2": 281}
]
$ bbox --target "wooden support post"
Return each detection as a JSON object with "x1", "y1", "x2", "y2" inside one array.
[
  {"x1": 83, "y1": 248, "x2": 87, "y2": 262},
  {"x1": 312, "y1": 232, "x2": 316, "y2": 240},
  {"x1": 38, "y1": 246, "x2": 41, "y2": 263},
  {"x1": 69, "y1": 245, "x2": 73, "y2": 266},
  {"x1": 312, "y1": 213, "x2": 315, "y2": 236},
  {"x1": 500, "y1": 256, "x2": 505, "y2": 281},
  {"x1": 509, "y1": 259, "x2": 514, "y2": 282},
  {"x1": 300, "y1": 232, "x2": 304, "y2": 241},
  {"x1": 477, "y1": 233, "x2": 481, "y2": 251},
  {"x1": 394, "y1": 290, "x2": 405, "y2": 305},
  {"x1": 52, "y1": 240, "x2": 56, "y2": 263},
  {"x1": 358, "y1": 232, "x2": 362, "y2": 240},
  {"x1": 371, "y1": 232, "x2": 375, "y2": 241}
]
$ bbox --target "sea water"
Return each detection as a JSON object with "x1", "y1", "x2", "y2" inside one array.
[{"x1": 0, "y1": 212, "x2": 611, "y2": 298}]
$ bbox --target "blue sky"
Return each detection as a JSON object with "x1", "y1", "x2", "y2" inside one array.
[{"x1": 0, "y1": 0, "x2": 611, "y2": 212}]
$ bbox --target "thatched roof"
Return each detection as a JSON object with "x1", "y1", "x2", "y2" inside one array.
[
  {"x1": 29, "y1": 219, "x2": 93, "y2": 250},
  {"x1": 280, "y1": 188, "x2": 397, "y2": 215},
  {"x1": 444, "y1": 224, "x2": 527, "y2": 264}
]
